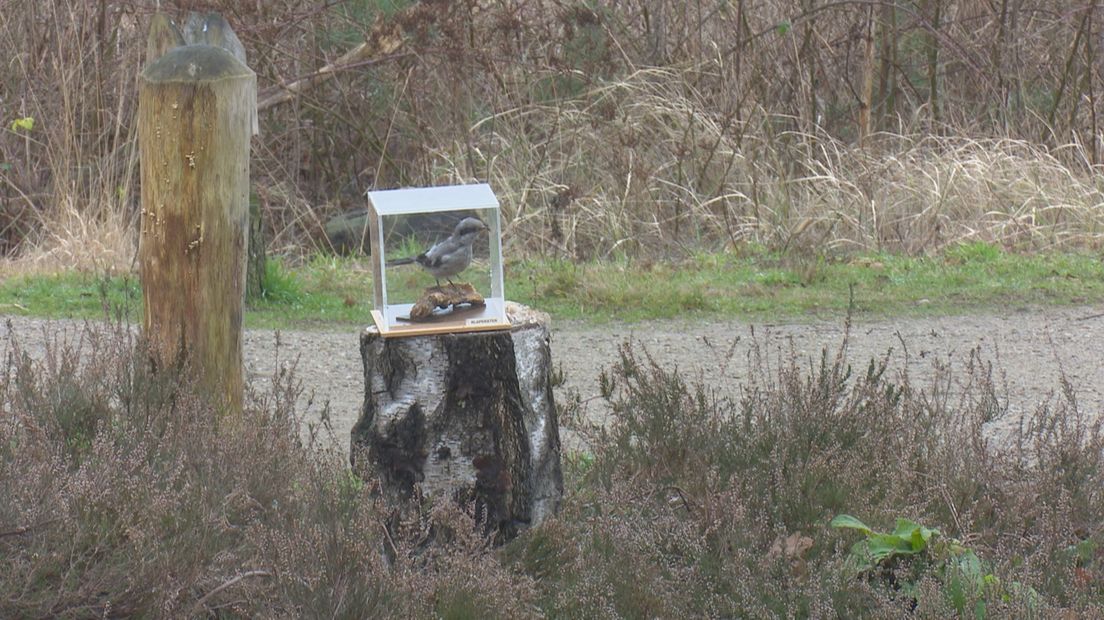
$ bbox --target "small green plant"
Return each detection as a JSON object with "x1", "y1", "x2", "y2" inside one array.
[
  {"x1": 259, "y1": 258, "x2": 305, "y2": 304},
  {"x1": 10, "y1": 116, "x2": 34, "y2": 131},
  {"x1": 832, "y1": 514, "x2": 1038, "y2": 617},
  {"x1": 387, "y1": 234, "x2": 425, "y2": 263},
  {"x1": 831, "y1": 514, "x2": 944, "y2": 567},
  {"x1": 562, "y1": 451, "x2": 595, "y2": 478},
  {"x1": 945, "y1": 241, "x2": 1003, "y2": 264},
  {"x1": 1065, "y1": 536, "x2": 1101, "y2": 569}
]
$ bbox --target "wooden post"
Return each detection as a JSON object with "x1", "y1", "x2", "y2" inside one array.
[{"x1": 138, "y1": 13, "x2": 256, "y2": 412}]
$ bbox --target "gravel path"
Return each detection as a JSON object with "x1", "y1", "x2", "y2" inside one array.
[{"x1": 4, "y1": 305, "x2": 1103, "y2": 454}]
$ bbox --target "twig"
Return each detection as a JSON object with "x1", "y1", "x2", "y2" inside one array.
[
  {"x1": 257, "y1": 5, "x2": 415, "y2": 112},
  {"x1": 258, "y1": 52, "x2": 413, "y2": 111},
  {"x1": 641, "y1": 485, "x2": 699, "y2": 514},
  {"x1": 1076, "y1": 312, "x2": 1104, "y2": 321},
  {"x1": 380, "y1": 518, "x2": 400, "y2": 560},
  {"x1": 192, "y1": 569, "x2": 271, "y2": 613},
  {"x1": 0, "y1": 518, "x2": 58, "y2": 539}
]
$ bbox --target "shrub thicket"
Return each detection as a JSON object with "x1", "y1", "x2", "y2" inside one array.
[
  {"x1": 6, "y1": 1, "x2": 1104, "y2": 269},
  {"x1": 1, "y1": 319, "x2": 1101, "y2": 617}
]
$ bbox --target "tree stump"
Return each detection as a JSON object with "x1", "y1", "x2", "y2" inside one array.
[{"x1": 352, "y1": 303, "x2": 563, "y2": 539}]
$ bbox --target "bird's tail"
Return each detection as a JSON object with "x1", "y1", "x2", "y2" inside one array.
[{"x1": 385, "y1": 256, "x2": 416, "y2": 267}]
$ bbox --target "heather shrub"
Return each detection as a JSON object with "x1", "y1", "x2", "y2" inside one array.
[
  {"x1": 0, "y1": 319, "x2": 333, "y2": 616},
  {"x1": 2, "y1": 318, "x2": 1101, "y2": 617},
  {"x1": 507, "y1": 328, "x2": 1104, "y2": 616},
  {"x1": 0, "y1": 321, "x2": 536, "y2": 617}
]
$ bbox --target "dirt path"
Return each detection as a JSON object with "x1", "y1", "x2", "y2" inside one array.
[{"x1": 4, "y1": 305, "x2": 1103, "y2": 454}]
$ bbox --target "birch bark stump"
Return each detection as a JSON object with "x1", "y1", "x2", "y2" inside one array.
[
  {"x1": 138, "y1": 14, "x2": 255, "y2": 412},
  {"x1": 352, "y1": 304, "x2": 563, "y2": 539}
]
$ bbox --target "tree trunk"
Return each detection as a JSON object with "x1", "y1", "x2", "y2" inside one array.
[
  {"x1": 877, "y1": 0, "x2": 898, "y2": 128},
  {"x1": 859, "y1": 7, "x2": 876, "y2": 146},
  {"x1": 922, "y1": 0, "x2": 943, "y2": 128},
  {"x1": 352, "y1": 303, "x2": 563, "y2": 541},
  {"x1": 246, "y1": 194, "x2": 266, "y2": 300}
]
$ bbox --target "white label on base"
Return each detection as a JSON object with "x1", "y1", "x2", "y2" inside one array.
[{"x1": 466, "y1": 317, "x2": 503, "y2": 327}]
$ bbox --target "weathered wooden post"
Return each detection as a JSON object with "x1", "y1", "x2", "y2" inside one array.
[{"x1": 138, "y1": 13, "x2": 256, "y2": 412}]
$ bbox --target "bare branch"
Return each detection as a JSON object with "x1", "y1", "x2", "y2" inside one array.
[{"x1": 257, "y1": 11, "x2": 411, "y2": 112}]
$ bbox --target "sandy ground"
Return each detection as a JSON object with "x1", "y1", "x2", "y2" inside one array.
[{"x1": 4, "y1": 304, "x2": 1103, "y2": 454}]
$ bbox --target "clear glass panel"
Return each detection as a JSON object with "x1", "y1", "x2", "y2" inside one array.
[{"x1": 367, "y1": 184, "x2": 507, "y2": 335}]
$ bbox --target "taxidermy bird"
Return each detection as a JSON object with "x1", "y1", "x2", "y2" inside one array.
[{"x1": 386, "y1": 217, "x2": 488, "y2": 287}]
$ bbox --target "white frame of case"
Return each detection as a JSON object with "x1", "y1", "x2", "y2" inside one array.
[{"x1": 367, "y1": 183, "x2": 509, "y2": 337}]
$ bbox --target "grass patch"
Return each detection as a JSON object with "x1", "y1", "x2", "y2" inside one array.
[
  {"x1": 510, "y1": 243, "x2": 1104, "y2": 321},
  {"x1": 1, "y1": 244, "x2": 1102, "y2": 327},
  {"x1": 246, "y1": 256, "x2": 375, "y2": 328},
  {"x1": 0, "y1": 272, "x2": 141, "y2": 318}
]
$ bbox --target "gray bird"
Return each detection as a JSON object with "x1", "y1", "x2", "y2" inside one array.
[{"x1": 386, "y1": 217, "x2": 488, "y2": 287}]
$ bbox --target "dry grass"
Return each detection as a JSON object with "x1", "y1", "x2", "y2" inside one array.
[
  {"x1": 4, "y1": 1, "x2": 1104, "y2": 269},
  {"x1": 1, "y1": 201, "x2": 136, "y2": 276},
  {"x1": 0, "y1": 0, "x2": 141, "y2": 273},
  {"x1": 475, "y1": 71, "x2": 1104, "y2": 258}
]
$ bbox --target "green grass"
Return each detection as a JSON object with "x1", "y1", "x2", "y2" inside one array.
[
  {"x1": 512, "y1": 243, "x2": 1104, "y2": 321},
  {"x1": 1, "y1": 243, "x2": 1102, "y2": 328},
  {"x1": 246, "y1": 256, "x2": 375, "y2": 328},
  {"x1": 0, "y1": 272, "x2": 141, "y2": 318}
]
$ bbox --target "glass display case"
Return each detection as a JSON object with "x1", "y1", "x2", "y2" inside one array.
[{"x1": 367, "y1": 183, "x2": 509, "y2": 337}]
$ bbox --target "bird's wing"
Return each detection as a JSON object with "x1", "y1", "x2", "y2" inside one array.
[{"x1": 418, "y1": 241, "x2": 448, "y2": 267}]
